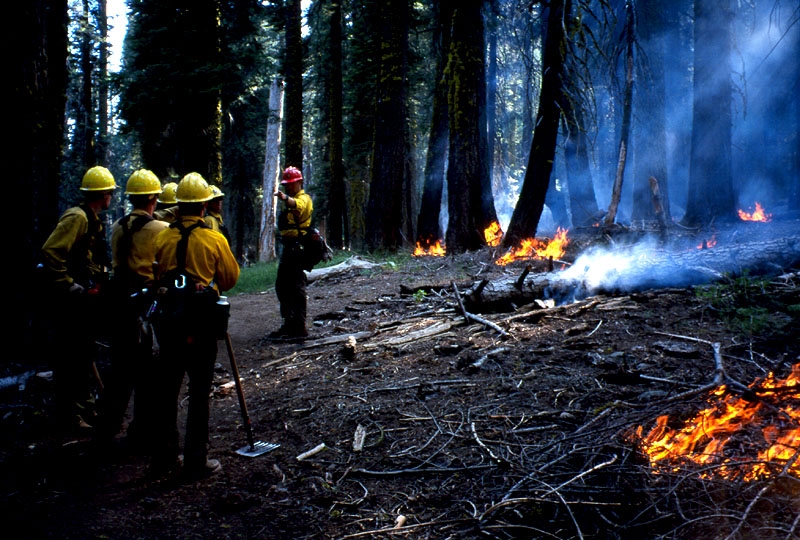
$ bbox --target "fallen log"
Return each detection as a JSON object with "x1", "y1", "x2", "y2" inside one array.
[
  {"x1": 464, "y1": 234, "x2": 800, "y2": 313},
  {"x1": 306, "y1": 255, "x2": 387, "y2": 282}
]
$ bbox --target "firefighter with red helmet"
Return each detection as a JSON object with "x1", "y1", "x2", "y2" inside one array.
[{"x1": 268, "y1": 166, "x2": 313, "y2": 340}]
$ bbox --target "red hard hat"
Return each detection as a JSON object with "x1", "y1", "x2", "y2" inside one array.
[{"x1": 281, "y1": 166, "x2": 303, "y2": 184}]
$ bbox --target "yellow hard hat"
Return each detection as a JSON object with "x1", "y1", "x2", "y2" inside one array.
[
  {"x1": 125, "y1": 169, "x2": 162, "y2": 195},
  {"x1": 176, "y1": 172, "x2": 214, "y2": 203},
  {"x1": 159, "y1": 182, "x2": 179, "y2": 204},
  {"x1": 210, "y1": 185, "x2": 224, "y2": 199},
  {"x1": 80, "y1": 166, "x2": 118, "y2": 191}
]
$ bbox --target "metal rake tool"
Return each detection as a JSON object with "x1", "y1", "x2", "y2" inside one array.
[{"x1": 224, "y1": 332, "x2": 280, "y2": 458}]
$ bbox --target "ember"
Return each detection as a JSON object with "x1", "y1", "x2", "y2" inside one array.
[
  {"x1": 495, "y1": 227, "x2": 569, "y2": 266},
  {"x1": 738, "y1": 201, "x2": 773, "y2": 222},
  {"x1": 484, "y1": 221, "x2": 503, "y2": 247},
  {"x1": 634, "y1": 364, "x2": 800, "y2": 481},
  {"x1": 413, "y1": 239, "x2": 446, "y2": 257}
]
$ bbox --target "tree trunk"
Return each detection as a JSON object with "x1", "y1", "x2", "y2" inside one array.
[
  {"x1": 445, "y1": 0, "x2": 496, "y2": 253},
  {"x1": 97, "y1": 0, "x2": 110, "y2": 164},
  {"x1": 604, "y1": 1, "x2": 634, "y2": 227},
  {"x1": 283, "y1": 0, "x2": 304, "y2": 170},
  {"x1": 415, "y1": 0, "x2": 454, "y2": 247},
  {"x1": 327, "y1": 0, "x2": 348, "y2": 250},
  {"x1": 682, "y1": 0, "x2": 735, "y2": 226},
  {"x1": 79, "y1": 0, "x2": 96, "y2": 169},
  {"x1": 503, "y1": 0, "x2": 566, "y2": 248},
  {"x1": 15, "y1": 0, "x2": 69, "y2": 345},
  {"x1": 364, "y1": 0, "x2": 409, "y2": 251},
  {"x1": 259, "y1": 79, "x2": 284, "y2": 263},
  {"x1": 630, "y1": 0, "x2": 670, "y2": 225}
]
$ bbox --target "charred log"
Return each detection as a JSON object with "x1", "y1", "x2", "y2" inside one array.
[{"x1": 464, "y1": 235, "x2": 800, "y2": 313}]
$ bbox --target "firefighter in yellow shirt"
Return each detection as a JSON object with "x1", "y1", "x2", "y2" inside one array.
[
  {"x1": 39, "y1": 165, "x2": 117, "y2": 434},
  {"x1": 149, "y1": 172, "x2": 240, "y2": 480},
  {"x1": 267, "y1": 166, "x2": 313, "y2": 340},
  {"x1": 94, "y1": 169, "x2": 169, "y2": 454}
]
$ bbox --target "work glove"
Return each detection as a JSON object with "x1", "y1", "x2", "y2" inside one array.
[{"x1": 69, "y1": 283, "x2": 85, "y2": 294}]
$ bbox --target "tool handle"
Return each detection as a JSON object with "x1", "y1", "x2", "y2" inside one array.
[{"x1": 224, "y1": 332, "x2": 256, "y2": 448}]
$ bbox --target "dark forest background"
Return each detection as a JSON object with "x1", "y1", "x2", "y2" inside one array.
[{"x1": 12, "y1": 0, "x2": 800, "y2": 344}]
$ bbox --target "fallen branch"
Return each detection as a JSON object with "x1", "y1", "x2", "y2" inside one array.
[{"x1": 452, "y1": 281, "x2": 509, "y2": 337}]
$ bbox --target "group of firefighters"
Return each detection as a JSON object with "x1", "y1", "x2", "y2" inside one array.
[{"x1": 37, "y1": 165, "x2": 314, "y2": 481}]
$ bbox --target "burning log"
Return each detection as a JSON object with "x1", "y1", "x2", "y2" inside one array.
[{"x1": 464, "y1": 235, "x2": 800, "y2": 313}]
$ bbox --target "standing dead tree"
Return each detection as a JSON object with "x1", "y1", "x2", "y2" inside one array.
[{"x1": 259, "y1": 79, "x2": 284, "y2": 262}]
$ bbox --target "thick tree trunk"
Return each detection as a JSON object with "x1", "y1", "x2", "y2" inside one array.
[
  {"x1": 283, "y1": 0, "x2": 304, "y2": 169},
  {"x1": 327, "y1": 0, "x2": 347, "y2": 250},
  {"x1": 364, "y1": 0, "x2": 409, "y2": 251},
  {"x1": 683, "y1": 0, "x2": 735, "y2": 226},
  {"x1": 16, "y1": 0, "x2": 69, "y2": 347},
  {"x1": 415, "y1": 0, "x2": 454, "y2": 247},
  {"x1": 445, "y1": 0, "x2": 497, "y2": 253},
  {"x1": 631, "y1": 0, "x2": 670, "y2": 224}
]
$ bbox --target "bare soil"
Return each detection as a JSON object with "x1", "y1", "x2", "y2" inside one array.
[{"x1": 2, "y1": 232, "x2": 799, "y2": 540}]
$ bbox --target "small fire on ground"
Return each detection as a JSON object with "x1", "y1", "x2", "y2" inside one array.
[
  {"x1": 495, "y1": 227, "x2": 570, "y2": 266},
  {"x1": 738, "y1": 201, "x2": 773, "y2": 222},
  {"x1": 633, "y1": 364, "x2": 800, "y2": 482},
  {"x1": 413, "y1": 238, "x2": 446, "y2": 257}
]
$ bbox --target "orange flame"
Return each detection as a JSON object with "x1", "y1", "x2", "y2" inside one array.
[
  {"x1": 413, "y1": 239, "x2": 446, "y2": 257},
  {"x1": 484, "y1": 221, "x2": 504, "y2": 247},
  {"x1": 495, "y1": 227, "x2": 570, "y2": 266},
  {"x1": 634, "y1": 364, "x2": 800, "y2": 481},
  {"x1": 738, "y1": 202, "x2": 773, "y2": 222},
  {"x1": 697, "y1": 234, "x2": 717, "y2": 249}
]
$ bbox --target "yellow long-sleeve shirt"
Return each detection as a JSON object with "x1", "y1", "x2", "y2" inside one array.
[
  {"x1": 154, "y1": 216, "x2": 240, "y2": 294},
  {"x1": 40, "y1": 206, "x2": 106, "y2": 291},
  {"x1": 111, "y1": 209, "x2": 169, "y2": 287},
  {"x1": 278, "y1": 190, "x2": 313, "y2": 238}
]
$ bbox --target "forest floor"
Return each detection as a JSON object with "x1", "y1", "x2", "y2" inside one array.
[{"x1": 2, "y1": 221, "x2": 800, "y2": 540}]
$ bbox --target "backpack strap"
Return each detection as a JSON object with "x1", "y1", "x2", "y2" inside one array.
[{"x1": 118, "y1": 214, "x2": 154, "y2": 263}]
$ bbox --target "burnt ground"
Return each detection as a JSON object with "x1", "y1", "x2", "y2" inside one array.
[{"x1": 2, "y1": 227, "x2": 800, "y2": 540}]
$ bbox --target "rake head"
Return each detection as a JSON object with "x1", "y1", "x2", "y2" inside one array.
[{"x1": 236, "y1": 440, "x2": 280, "y2": 458}]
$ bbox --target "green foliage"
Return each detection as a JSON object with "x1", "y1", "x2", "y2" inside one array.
[
  {"x1": 227, "y1": 260, "x2": 278, "y2": 296},
  {"x1": 412, "y1": 289, "x2": 427, "y2": 302},
  {"x1": 695, "y1": 272, "x2": 791, "y2": 337}
]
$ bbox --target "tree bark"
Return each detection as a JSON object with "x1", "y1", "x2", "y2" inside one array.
[
  {"x1": 415, "y1": 0, "x2": 454, "y2": 247},
  {"x1": 97, "y1": 0, "x2": 110, "y2": 164},
  {"x1": 445, "y1": 0, "x2": 496, "y2": 253},
  {"x1": 503, "y1": 0, "x2": 566, "y2": 248},
  {"x1": 364, "y1": 0, "x2": 410, "y2": 251},
  {"x1": 682, "y1": 0, "x2": 735, "y2": 226},
  {"x1": 283, "y1": 0, "x2": 304, "y2": 170},
  {"x1": 259, "y1": 79, "x2": 284, "y2": 263},
  {"x1": 604, "y1": 1, "x2": 634, "y2": 227},
  {"x1": 16, "y1": 0, "x2": 69, "y2": 346},
  {"x1": 326, "y1": 0, "x2": 348, "y2": 250},
  {"x1": 631, "y1": 0, "x2": 670, "y2": 225}
]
